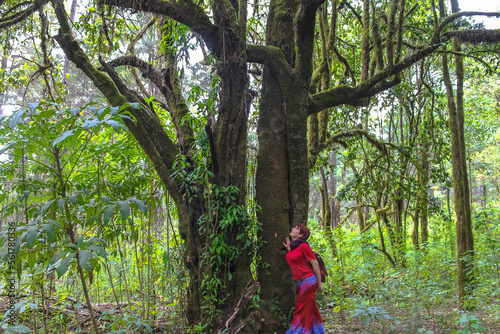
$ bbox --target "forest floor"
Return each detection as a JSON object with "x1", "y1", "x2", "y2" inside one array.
[
  {"x1": 1, "y1": 297, "x2": 499, "y2": 333},
  {"x1": 321, "y1": 299, "x2": 500, "y2": 334}
]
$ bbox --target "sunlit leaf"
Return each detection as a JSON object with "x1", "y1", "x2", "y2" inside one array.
[{"x1": 50, "y1": 251, "x2": 69, "y2": 265}]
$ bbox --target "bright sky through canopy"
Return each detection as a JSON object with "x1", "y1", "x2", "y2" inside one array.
[{"x1": 459, "y1": 0, "x2": 500, "y2": 28}]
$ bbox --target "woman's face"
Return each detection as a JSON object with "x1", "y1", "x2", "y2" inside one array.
[{"x1": 290, "y1": 226, "x2": 303, "y2": 240}]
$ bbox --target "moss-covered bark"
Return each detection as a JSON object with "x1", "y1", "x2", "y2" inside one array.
[
  {"x1": 443, "y1": 44, "x2": 475, "y2": 309},
  {"x1": 255, "y1": 0, "x2": 297, "y2": 330},
  {"x1": 419, "y1": 145, "x2": 430, "y2": 246},
  {"x1": 441, "y1": 0, "x2": 475, "y2": 309}
]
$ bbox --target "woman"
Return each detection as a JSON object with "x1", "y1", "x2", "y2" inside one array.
[{"x1": 283, "y1": 223, "x2": 325, "y2": 334}]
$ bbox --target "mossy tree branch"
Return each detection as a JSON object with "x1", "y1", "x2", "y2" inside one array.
[
  {"x1": 324, "y1": 128, "x2": 388, "y2": 155},
  {"x1": 443, "y1": 29, "x2": 500, "y2": 45},
  {"x1": 308, "y1": 42, "x2": 438, "y2": 114},
  {"x1": 0, "y1": 0, "x2": 48, "y2": 29},
  {"x1": 103, "y1": 0, "x2": 220, "y2": 56},
  {"x1": 247, "y1": 44, "x2": 292, "y2": 94},
  {"x1": 51, "y1": 0, "x2": 186, "y2": 222},
  {"x1": 385, "y1": 0, "x2": 400, "y2": 68},
  {"x1": 105, "y1": 55, "x2": 196, "y2": 155},
  {"x1": 360, "y1": 0, "x2": 370, "y2": 82},
  {"x1": 435, "y1": 11, "x2": 500, "y2": 40},
  {"x1": 308, "y1": 10, "x2": 500, "y2": 115}
]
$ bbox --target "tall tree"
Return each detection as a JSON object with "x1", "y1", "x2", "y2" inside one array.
[{"x1": 440, "y1": 0, "x2": 475, "y2": 309}]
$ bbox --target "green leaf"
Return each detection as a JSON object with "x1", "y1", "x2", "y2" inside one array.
[
  {"x1": 131, "y1": 198, "x2": 147, "y2": 214},
  {"x1": 50, "y1": 251, "x2": 69, "y2": 265},
  {"x1": 103, "y1": 204, "x2": 116, "y2": 223},
  {"x1": 82, "y1": 119, "x2": 100, "y2": 129},
  {"x1": 118, "y1": 201, "x2": 130, "y2": 221},
  {"x1": 69, "y1": 108, "x2": 80, "y2": 116},
  {"x1": 104, "y1": 119, "x2": 125, "y2": 133},
  {"x1": 25, "y1": 226, "x2": 38, "y2": 248},
  {"x1": 88, "y1": 245, "x2": 108, "y2": 258},
  {"x1": 57, "y1": 198, "x2": 65, "y2": 210},
  {"x1": 0, "y1": 141, "x2": 14, "y2": 155},
  {"x1": 77, "y1": 236, "x2": 84, "y2": 249},
  {"x1": 79, "y1": 250, "x2": 93, "y2": 273},
  {"x1": 28, "y1": 102, "x2": 40, "y2": 111},
  {"x1": 40, "y1": 199, "x2": 56, "y2": 214},
  {"x1": 9, "y1": 109, "x2": 27, "y2": 129},
  {"x1": 361, "y1": 315, "x2": 371, "y2": 326},
  {"x1": 68, "y1": 196, "x2": 78, "y2": 205},
  {"x1": 27, "y1": 252, "x2": 36, "y2": 269},
  {"x1": 47, "y1": 219, "x2": 61, "y2": 229},
  {"x1": 143, "y1": 323, "x2": 153, "y2": 333},
  {"x1": 41, "y1": 224, "x2": 55, "y2": 241},
  {"x1": 56, "y1": 253, "x2": 75, "y2": 278},
  {"x1": 4, "y1": 324, "x2": 33, "y2": 333},
  {"x1": 52, "y1": 130, "x2": 75, "y2": 146}
]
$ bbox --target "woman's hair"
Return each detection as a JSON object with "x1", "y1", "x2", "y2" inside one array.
[{"x1": 296, "y1": 223, "x2": 310, "y2": 241}]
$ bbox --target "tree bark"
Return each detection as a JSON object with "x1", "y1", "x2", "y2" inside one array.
[
  {"x1": 419, "y1": 144, "x2": 430, "y2": 246},
  {"x1": 441, "y1": 0, "x2": 475, "y2": 309},
  {"x1": 255, "y1": 0, "x2": 297, "y2": 329}
]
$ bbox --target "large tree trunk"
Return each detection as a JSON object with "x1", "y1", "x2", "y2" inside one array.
[
  {"x1": 53, "y1": 0, "x2": 254, "y2": 328},
  {"x1": 256, "y1": 0, "x2": 322, "y2": 330},
  {"x1": 255, "y1": 0, "x2": 297, "y2": 329}
]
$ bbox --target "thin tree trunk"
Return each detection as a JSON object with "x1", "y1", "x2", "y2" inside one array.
[
  {"x1": 441, "y1": 0, "x2": 475, "y2": 307},
  {"x1": 420, "y1": 144, "x2": 430, "y2": 245},
  {"x1": 319, "y1": 167, "x2": 339, "y2": 258},
  {"x1": 411, "y1": 211, "x2": 419, "y2": 249},
  {"x1": 63, "y1": 0, "x2": 78, "y2": 84},
  {"x1": 54, "y1": 147, "x2": 101, "y2": 334},
  {"x1": 329, "y1": 153, "x2": 340, "y2": 228}
]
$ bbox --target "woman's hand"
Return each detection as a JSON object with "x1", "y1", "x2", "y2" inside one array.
[
  {"x1": 310, "y1": 260, "x2": 323, "y2": 292},
  {"x1": 283, "y1": 237, "x2": 291, "y2": 251}
]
